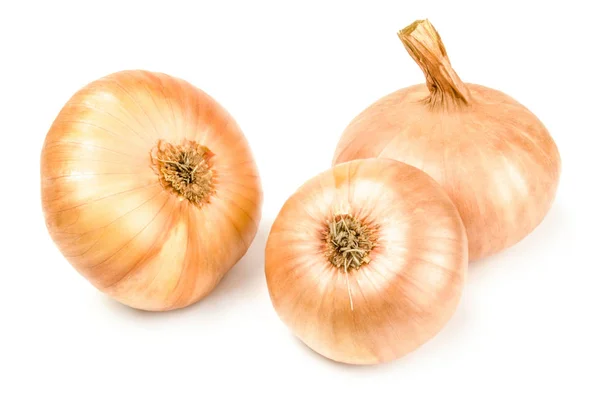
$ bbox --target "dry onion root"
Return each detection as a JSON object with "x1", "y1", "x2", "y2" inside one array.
[
  {"x1": 40, "y1": 70, "x2": 262, "y2": 311},
  {"x1": 265, "y1": 159, "x2": 468, "y2": 365},
  {"x1": 333, "y1": 19, "x2": 561, "y2": 261}
]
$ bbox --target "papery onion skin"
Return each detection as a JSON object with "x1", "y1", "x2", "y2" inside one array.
[
  {"x1": 333, "y1": 20, "x2": 561, "y2": 261},
  {"x1": 265, "y1": 158, "x2": 468, "y2": 365},
  {"x1": 40, "y1": 70, "x2": 262, "y2": 311}
]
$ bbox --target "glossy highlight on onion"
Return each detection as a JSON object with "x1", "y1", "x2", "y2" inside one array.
[
  {"x1": 333, "y1": 19, "x2": 561, "y2": 261},
  {"x1": 265, "y1": 158, "x2": 468, "y2": 364},
  {"x1": 40, "y1": 70, "x2": 262, "y2": 311}
]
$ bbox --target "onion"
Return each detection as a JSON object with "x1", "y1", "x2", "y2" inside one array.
[
  {"x1": 265, "y1": 158, "x2": 468, "y2": 364},
  {"x1": 40, "y1": 70, "x2": 262, "y2": 311},
  {"x1": 333, "y1": 19, "x2": 561, "y2": 261}
]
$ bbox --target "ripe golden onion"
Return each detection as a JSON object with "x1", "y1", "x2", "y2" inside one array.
[
  {"x1": 265, "y1": 158, "x2": 468, "y2": 365},
  {"x1": 333, "y1": 19, "x2": 561, "y2": 261},
  {"x1": 40, "y1": 70, "x2": 262, "y2": 311}
]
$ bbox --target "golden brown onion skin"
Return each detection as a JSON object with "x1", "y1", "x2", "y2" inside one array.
[
  {"x1": 265, "y1": 159, "x2": 468, "y2": 365},
  {"x1": 333, "y1": 21, "x2": 561, "y2": 261},
  {"x1": 41, "y1": 70, "x2": 262, "y2": 311}
]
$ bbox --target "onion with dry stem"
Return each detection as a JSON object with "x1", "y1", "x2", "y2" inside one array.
[
  {"x1": 333, "y1": 19, "x2": 561, "y2": 261},
  {"x1": 40, "y1": 70, "x2": 262, "y2": 311},
  {"x1": 265, "y1": 158, "x2": 468, "y2": 365}
]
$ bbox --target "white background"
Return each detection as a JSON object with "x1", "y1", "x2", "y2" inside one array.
[{"x1": 1, "y1": 0, "x2": 598, "y2": 396}]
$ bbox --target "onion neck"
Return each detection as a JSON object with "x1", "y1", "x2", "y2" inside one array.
[{"x1": 398, "y1": 19, "x2": 471, "y2": 110}]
